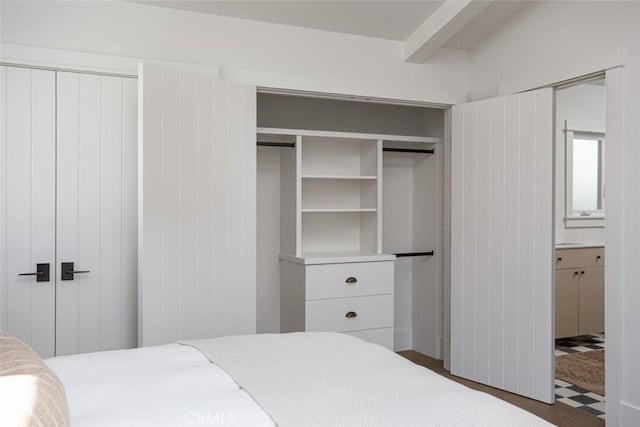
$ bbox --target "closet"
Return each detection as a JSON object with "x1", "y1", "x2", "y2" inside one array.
[
  {"x1": 0, "y1": 65, "x2": 137, "y2": 358},
  {"x1": 256, "y1": 94, "x2": 444, "y2": 356}
]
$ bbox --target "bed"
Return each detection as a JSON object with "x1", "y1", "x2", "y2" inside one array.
[{"x1": 4, "y1": 331, "x2": 553, "y2": 426}]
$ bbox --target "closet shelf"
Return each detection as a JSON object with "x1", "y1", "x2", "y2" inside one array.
[
  {"x1": 302, "y1": 174, "x2": 377, "y2": 180},
  {"x1": 301, "y1": 208, "x2": 377, "y2": 213},
  {"x1": 257, "y1": 127, "x2": 441, "y2": 144}
]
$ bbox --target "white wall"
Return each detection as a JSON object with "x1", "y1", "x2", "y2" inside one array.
[
  {"x1": 0, "y1": 0, "x2": 468, "y2": 104},
  {"x1": 555, "y1": 83, "x2": 606, "y2": 244},
  {"x1": 467, "y1": 2, "x2": 640, "y2": 424}
]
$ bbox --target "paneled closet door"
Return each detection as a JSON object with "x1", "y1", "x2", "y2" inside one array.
[
  {"x1": 139, "y1": 62, "x2": 256, "y2": 346},
  {"x1": 450, "y1": 88, "x2": 554, "y2": 403},
  {"x1": 0, "y1": 66, "x2": 56, "y2": 358},
  {"x1": 55, "y1": 72, "x2": 138, "y2": 356}
]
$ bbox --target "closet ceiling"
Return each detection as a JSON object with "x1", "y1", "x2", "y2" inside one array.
[{"x1": 131, "y1": 1, "x2": 526, "y2": 49}]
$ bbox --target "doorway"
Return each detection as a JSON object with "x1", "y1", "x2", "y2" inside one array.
[{"x1": 553, "y1": 76, "x2": 606, "y2": 421}]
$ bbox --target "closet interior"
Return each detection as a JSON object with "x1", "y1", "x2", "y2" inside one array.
[{"x1": 256, "y1": 93, "x2": 446, "y2": 357}]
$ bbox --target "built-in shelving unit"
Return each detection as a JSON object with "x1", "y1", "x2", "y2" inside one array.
[
  {"x1": 257, "y1": 95, "x2": 446, "y2": 353},
  {"x1": 258, "y1": 127, "x2": 440, "y2": 260}
]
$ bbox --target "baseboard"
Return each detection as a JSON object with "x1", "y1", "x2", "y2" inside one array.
[
  {"x1": 621, "y1": 401, "x2": 640, "y2": 426},
  {"x1": 394, "y1": 328, "x2": 413, "y2": 351}
]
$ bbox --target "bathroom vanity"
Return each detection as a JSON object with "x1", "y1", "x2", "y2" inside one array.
[{"x1": 555, "y1": 244, "x2": 605, "y2": 339}]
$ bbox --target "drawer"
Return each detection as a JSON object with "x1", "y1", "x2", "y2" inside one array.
[
  {"x1": 345, "y1": 328, "x2": 394, "y2": 350},
  {"x1": 555, "y1": 247, "x2": 604, "y2": 269},
  {"x1": 305, "y1": 261, "x2": 394, "y2": 300},
  {"x1": 305, "y1": 294, "x2": 393, "y2": 332}
]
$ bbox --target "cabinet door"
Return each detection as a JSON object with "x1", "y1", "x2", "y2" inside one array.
[
  {"x1": 0, "y1": 66, "x2": 56, "y2": 358},
  {"x1": 55, "y1": 72, "x2": 138, "y2": 356},
  {"x1": 555, "y1": 269, "x2": 580, "y2": 339},
  {"x1": 579, "y1": 267, "x2": 605, "y2": 335}
]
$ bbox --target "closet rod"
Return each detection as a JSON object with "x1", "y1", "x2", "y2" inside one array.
[
  {"x1": 383, "y1": 148, "x2": 434, "y2": 154},
  {"x1": 257, "y1": 141, "x2": 296, "y2": 148},
  {"x1": 394, "y1": 251, "x2": 435, "y2": 257}
]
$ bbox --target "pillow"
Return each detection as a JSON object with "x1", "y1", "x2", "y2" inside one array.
[{"x1": 0, "y1": 331, "x2": 70, "y2": 427}]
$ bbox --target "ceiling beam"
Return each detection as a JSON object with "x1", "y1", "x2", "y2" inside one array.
[{"x1": 403, "y1": 0, "x2": 492, "y2": 63}]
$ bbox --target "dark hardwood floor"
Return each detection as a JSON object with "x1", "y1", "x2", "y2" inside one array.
[{"x1": 398, "y1": 350, "x2": 604, "y2": 427}]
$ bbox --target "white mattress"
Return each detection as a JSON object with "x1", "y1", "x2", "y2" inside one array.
[{"x1": 46, "y1": 344, "x2": 275, "y2": 427}]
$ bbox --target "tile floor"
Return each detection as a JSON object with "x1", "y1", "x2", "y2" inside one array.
[{"x1": 555, "y1": 334, "x2": 605, "y2": 420}]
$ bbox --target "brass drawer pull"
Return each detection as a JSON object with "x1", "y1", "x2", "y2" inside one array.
[
  {"x1": 557, "y1": 257, "x2": 563, "y2": 262},
  {"x1": 345, "y1": 311, "x2": 358, "y2": 319},
  {"x1": 345, "y1": 276, "x2": 358, "y2": 284}
]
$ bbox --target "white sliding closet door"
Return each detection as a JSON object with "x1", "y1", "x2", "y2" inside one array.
[
  {"x1": 138, "y1": 62, "x2": 256, "y2": 346},
  {"x1": 450, "y1": 88, "x2": 554, "y2": 403},
  {"x1": 0, "y1": 66, "x2": 56, "y2": 357},
  {"x1": 55, "y1": 72, "x2": 138, "y2": 356}
]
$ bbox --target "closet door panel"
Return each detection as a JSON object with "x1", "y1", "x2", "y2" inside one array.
[
  {"x1": 195, "y1": 76, "x2": 215, "y2": 338},
  {"x1": 138, "y1": 63, "x2": 163, "y2": 346},
  {"x1": 451, "y1": 88, "x2": 554, "y2": 403},
  {"x1": 139, "y1": 62, "x2": 256, "y2": 346},
  {"x1": 211, "y1": 82, "x2": 231, "y2": 338},
  {"x1": 502, "y1": 94, "x2": 520, "y2": 393},
  {"x1": 474, "y1": 100, "x2": 492, "y2": 385},
  {"x1": 1, "y1": 66, "x2": 56, "y2": 358},
  {"x1": 178, "y1": 73, "x2": 198, "y2": 339},
  {"x1": 99, "y1": 76, "x2": 125, "y2": 350},
  {"x1": 57, "y1": 73, "x2": 92, "y2": 354},
  {"x1": 160, "y1": 67, "x2": 181, "y2": 343},
  {"x1": 461, "y1": 100, "x2": 477, "y2": 378},
  {"x1": 56, "y1": 72, "x2": 137, "y2": 356},
  {"x1": 488, "y1": 97, "x2": 506, "y2": 387}
]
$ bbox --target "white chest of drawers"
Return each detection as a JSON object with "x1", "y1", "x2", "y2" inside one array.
[{"x1": 280, "y1": 254, "x2": 395, "y2": 350}]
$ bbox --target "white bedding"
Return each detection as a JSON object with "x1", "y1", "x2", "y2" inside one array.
[
  {"x1": 183, "y1": 333, "x2": 552, "y2": 427},
  {"x1": 47, "y1": 334, "x2": 551, "y2": 427},
  {"x1": 45, "y1": 344, "x2": 275, "y2": 427}
]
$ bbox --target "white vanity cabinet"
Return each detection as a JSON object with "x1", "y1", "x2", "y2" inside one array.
[{"x1": 555, "y1": 246, "x2": 604, "y2": 338}]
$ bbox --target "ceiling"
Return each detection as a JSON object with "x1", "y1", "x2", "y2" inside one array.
[
  {"x1": 133, "y1": 1, "x2": 443, "y2": 41},
  {"x1": 445, "y1": 1, "x2": 526, "y2": 49},
  {"x1": 132, "y1": 1, "x2": 526, "y2": 50}
]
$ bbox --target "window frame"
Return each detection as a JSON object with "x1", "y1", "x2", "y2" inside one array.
[{"x1": 564, "y1": 120, "x2": 605, "y2": 228}]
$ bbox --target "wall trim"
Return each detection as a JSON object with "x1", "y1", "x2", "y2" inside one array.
[
  {"x1": 2, "y1": 43, "x2": 464, "y2": 106},
  {"x1": 0, "y1": 43, "x2": 219, "y2": 79},
  {"x1": 221, "y1": 66, "x2": 465, "y2": 106},
  {"x1": 565, "y1": 119, "x2": 605, "y2": 134},
  {"x1": 604, "y1": 65, "x2": 623, "y2": 427},
  {"x1": 394, "y1": 328, "x2": 413, "y2": 352},
  {"x1": 621, "y1": 401, "x2": 640, "y2": 426}
]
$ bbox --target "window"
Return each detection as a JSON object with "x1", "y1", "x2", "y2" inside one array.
[{"x1": 566, "y1": 130, "x2": 605, "y2": 226}]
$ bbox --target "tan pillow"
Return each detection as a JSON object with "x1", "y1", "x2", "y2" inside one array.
[{"x1": 0, "y1": 331, "x2": 70, "y2": 427}]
